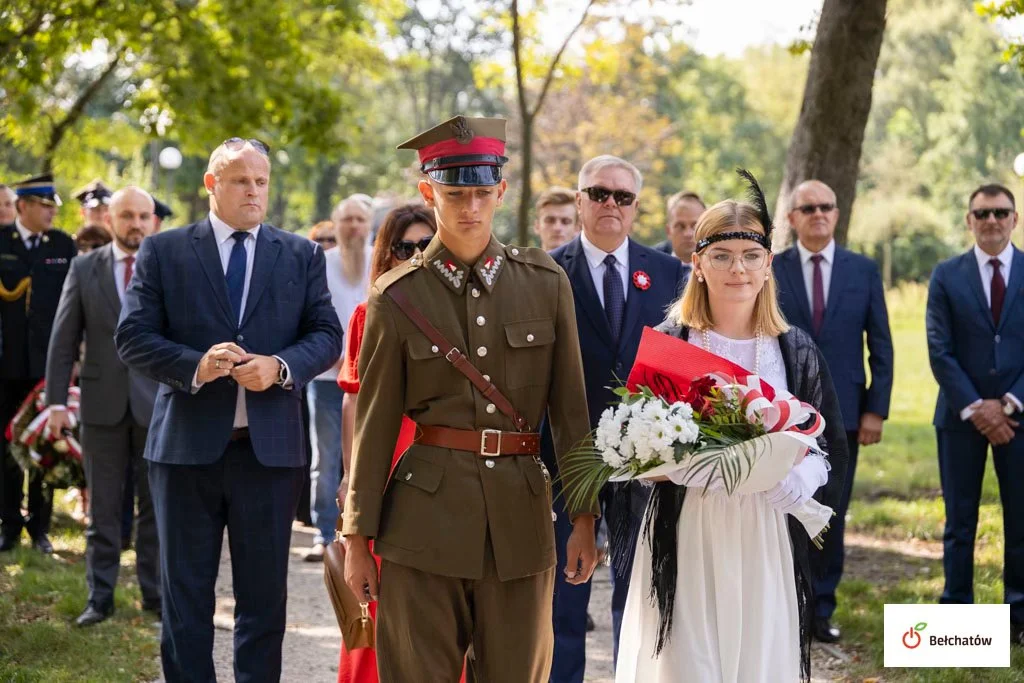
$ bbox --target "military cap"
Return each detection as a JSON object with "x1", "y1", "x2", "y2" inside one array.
[
  {"x1": 13, "y1": 173, "x2": 62, "y2": 207},
  {"x1": 397, "y1": 115, "x2": 508, "y2": 187},
  {"x1": 73, "y1": 179, "x2": 112, "y2": 208},
  {"x1": 152, "y1": 197, "x2": 174, "y2": 220}
]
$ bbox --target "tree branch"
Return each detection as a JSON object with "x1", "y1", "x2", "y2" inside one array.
[
  {"x1": 511, "y1": 0, "x2": 530, "y2": 122},
  {"x1": 529, "y1": 0, "x2": 595, "y2": 117}
]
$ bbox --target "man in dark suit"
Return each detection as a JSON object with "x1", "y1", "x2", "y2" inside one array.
[
  {"x1": 773, "y1": 179, "x2": 894, "y2": 643},
  {"x1": 926, "y1": 183, "x2": 1024, "y2": 646},
  {"x1": 0, "y1": 174, "x2": 76, "y2": 553},
  {"x1": 652, "y1": 190, "x2": 703, "y2": 281},
  {"x1": 47, "y1": 186, "x2": 161, "y2": 626},
  {"x1": 545, "y1": 155, "x2": 687, "y2": 681},
  {"x1": 115, "y1": 139, "x2": 343, "y2": 681}
]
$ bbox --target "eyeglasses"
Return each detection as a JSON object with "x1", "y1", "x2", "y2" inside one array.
[
  {"x1": 391, "y1": 236, "x2": 433, "y2": 260},
  {"x1": 970, "y1": 208, "x2": 1013, "y2": 220},
  {"x1": 313, "y1": 236, "x2": 337, "y2": 247},
  {"x1": 795, "y1": 203, "x2": 836, "y2": 215},
  {"x1": 222, "y1": 137, "x2": 271, "y2": 156},
  {"x1": 703, "y1": 250, "x2": 768, "y2": 271},
  {"x1": 581, "y1": 186, "x2": 637, "y2": 207}
]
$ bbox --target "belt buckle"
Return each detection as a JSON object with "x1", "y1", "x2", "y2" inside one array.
[
  {"x1": 445, "y1": 347, "x2": 460, "y2": 362},
  {"x1": 480, "y1": 429, "x2": 502, "y2": 456}
]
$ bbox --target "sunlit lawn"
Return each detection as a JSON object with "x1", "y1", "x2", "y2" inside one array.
[{"x1": 832, "y1": 283, "x2": 1023, "y2": 680}]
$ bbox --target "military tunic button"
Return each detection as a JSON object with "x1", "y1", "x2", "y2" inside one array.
[
  {"x1": 405, "y1": 472, "x2": 413, "y2": 481},
  {"x1": 551, "y1": 511, "x2": 557, "y2": 521},
  {"x1": 485, "y1": 459, "x2": 495, "y2": 469},
  {"x1": 476, "y1": 316, "x2": 486, "y2": 326},
  {"x1": 431, "y1": 345, "x2": 439, "y2": 354},
  {"x1": 483, "y1": 374, "x2": 490, "y2": 381},
  {"x1": 526, "y1": 333, "x2": 535, "y2": 342},
  {"x1": 486, "y1": 403, "x2": 496, "y2": 414},
  {"x1": 477, "y1": 346, "x2": 487, "y2": 357},
  {"x1": 471, "y1": 288, "x2": 481, "y2": 298},
  {"x1": 511, "y1": 248, "x2": 520, "y2": 256}
]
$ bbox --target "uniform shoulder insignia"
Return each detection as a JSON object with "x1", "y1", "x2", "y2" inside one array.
[
  {"x1": 504, "y1": 245, "x2": 560, "y2": 273},
  {"x1": 374, "y1": 257, "x2": 422, "y2": 292}
]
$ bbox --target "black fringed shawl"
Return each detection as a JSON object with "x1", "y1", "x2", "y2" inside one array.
[{"x1": 638, "y1": 322, "x2": 849, "y2": 683}]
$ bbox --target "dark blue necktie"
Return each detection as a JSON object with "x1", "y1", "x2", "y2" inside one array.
[
  {"x1": 28, "y1": 234, "x2": 39, "y2": 250},
  {"x1": 225, "y1": 231, "x2": 249, "y2": 323},
  {"x1": 603, "y1": 253, "x2": 625, "y2": 342}
]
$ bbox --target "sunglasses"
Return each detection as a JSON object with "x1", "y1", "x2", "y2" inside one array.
[
  {"x1": 391, "y1": 237, "x2": 433, "y2": 260},
  {"x1": 795, "y1": 203, "x2": 836, "y2": 215},
  {"x1": 581, "y1": 186, "x2": 637, "y2": 207},
  {"x1": 222, "y1": 137, "x2": 271, "y2": 156},
  {"x1": 970, "y1": 208, "x2": 1013, "y2": 220},
  {"x1": 313, "y1": 236, "x2": 337, "y2": 247}
]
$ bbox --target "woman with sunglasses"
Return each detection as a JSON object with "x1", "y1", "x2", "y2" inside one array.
[
  {"x1": 333, "y1": 204, "x2": 467, "y2": 683},
  {"x1": 614, "y1": 173, "x2": 848, "y2": 683}
]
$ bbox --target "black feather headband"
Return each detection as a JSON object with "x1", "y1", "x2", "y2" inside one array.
[{"x1": 695, "y1": 168, "x2": 774, "y2": 252}]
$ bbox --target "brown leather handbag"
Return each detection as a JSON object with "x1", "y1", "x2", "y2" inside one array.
[{"x1": 324, "y1": 512, "x2": 375, "y2": 650}]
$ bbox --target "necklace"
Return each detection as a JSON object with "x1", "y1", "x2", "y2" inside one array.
[{"x1": 702, "y1": 328, "x2": 762, "y2": 376}]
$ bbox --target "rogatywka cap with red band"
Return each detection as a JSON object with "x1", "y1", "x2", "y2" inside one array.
[{"x1": 397, "y1": 115, "x2": 508, "y2": 187}]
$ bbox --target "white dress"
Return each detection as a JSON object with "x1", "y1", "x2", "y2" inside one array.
[{"x1": 615, "y1": 330, "x2": 801, "y2": 683}]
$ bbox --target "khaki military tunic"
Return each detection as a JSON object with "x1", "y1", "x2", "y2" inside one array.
[{"x1": 343, "y1": 235, "x2": 596, "y2": 582}]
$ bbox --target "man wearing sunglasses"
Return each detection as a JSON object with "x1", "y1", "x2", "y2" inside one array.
[
  {"x1": 115, "y1": 138, "x2": 343, "y2": 681},
  {"x1": 545, "y1": 155, "x2": 687, "y2": 681},
  {"x1": 0, "y1": 174, "x2": 77, "y2": 554},
  {"x1": 342, "y1": 115, "x2": 598, "y2": 681},
  {"x1": 773, "y1": 179, "x2": 894, "y2": 644},
  {"x1": 927, "y1": 183, "x2": 1024, "y2": 647}
]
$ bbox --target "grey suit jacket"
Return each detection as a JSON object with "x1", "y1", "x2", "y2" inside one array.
[{"x1": 46, "y1": 243, "x2": 157, "y2": 427}]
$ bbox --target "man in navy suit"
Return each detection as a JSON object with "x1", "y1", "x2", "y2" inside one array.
[
  {"x1": 926, "y1": 183, "x2": 1024, "y2": 646},
  {"x1": 545, "y1": 155, "x2": 686, "y2": 682},
  {"x1": 115, "y1": 138, "x2": 343, "y2": 681},
  {"x1": 773, "y1": 179, "x2": 893, "y2": 643}
]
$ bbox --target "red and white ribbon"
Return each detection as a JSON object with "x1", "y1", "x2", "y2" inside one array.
[{"x1": 705, "y1": 372, "x2": 825, "y2": 438}]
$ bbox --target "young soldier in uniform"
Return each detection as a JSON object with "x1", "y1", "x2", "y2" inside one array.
[{"x1": 342, "y1": 116, "x2": 599, "y2": 682}]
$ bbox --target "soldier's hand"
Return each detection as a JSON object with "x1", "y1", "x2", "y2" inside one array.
[
  {"x1": 46, "y1": 407, "x2": 72, "y2": 437},
  {"x1": 231, "y1": 355, "x2": 280, "y2": 392},
  {"x1": 344, "y1": 535, "x2": 379, "y2": 602},
  {"x1": 197, "y1": 342, "x2": 249, "y2": 384},
  {"x1": 564, "y1": 514, "x2": 599, "y2": 586}
]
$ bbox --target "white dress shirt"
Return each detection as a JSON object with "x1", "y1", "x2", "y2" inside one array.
[
  {"x1": 111, "y1": 241, "x2": 134, "y2": 305},
  {"x1": 796, "y1": 238, "x2": 836, "y2": 309},
  {"x1": 14, "y1": 219, "x2": 40, "y2": 248},
  {"x1": 191, "y1": 212, "x2": 291, "y2": 428},
  {"x1": 315, "y1": 244, "x2": 372, "y2": 381},
  {"x1": 580, "y1": 231, "x2": 630, "y2": 308},
  {"x1": 961, "y1": 241, "x2": 1021, "y2": 418}
]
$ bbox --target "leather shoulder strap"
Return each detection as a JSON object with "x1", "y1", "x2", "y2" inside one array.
[{"x1": 387, "y1": 285, "x2": 532, "y2": 432}]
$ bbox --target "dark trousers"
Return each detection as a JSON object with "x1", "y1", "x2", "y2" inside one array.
[
  {"x1": 937, "y1": 428, "x2": 1024, "y2": 624},
  {"x1": 81, "y1": 417, "x2": 159, "y2": 610},
  {"x1": 149, "y1": 438, "x2": 303, "y2": 683},
  {"x1": 811, "y1": 430, "x2": 860, "y2": 619},
  {"x1": 0, "y1": 378, "x2": 52, "y2": 541},
  {"x1": 550, "y1": 481, "x2": 592, "y2": 683}
]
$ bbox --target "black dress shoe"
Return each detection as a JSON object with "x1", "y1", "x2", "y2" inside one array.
[
  {"x1": 813, "y1": 617, "x2": 841, "y2": 643},
  {"x1": 75, "y1": 604, "x2": 113, "y2": 627},
  {"x1": 31, "y1": 535, "x2": 53, "y2": 554},
  {"x1": 0, "y1": 532, "x2": 21, "y2": 552}
]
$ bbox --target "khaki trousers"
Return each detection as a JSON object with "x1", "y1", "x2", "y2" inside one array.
[{"x1": 376, "y1": 540, "x2": 555, "y2": 683}]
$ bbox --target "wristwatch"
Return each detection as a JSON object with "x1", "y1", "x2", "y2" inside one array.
[
  {"x1": 275, "y1": 358, "x2": 288, "y2": 387},
  {"x1": 1002, "y1": 398, "x2": 1016, "y2": 416}
]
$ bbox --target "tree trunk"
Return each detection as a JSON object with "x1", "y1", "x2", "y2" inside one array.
[
  {"x1": 772, "y1": 0, "x2": 887, "y2": 248},
  {"x1": 314, "y1": 160, "x2": 341, "y2": 221},
  {"x1": 517, "y1": 115, "x2": 533, "y2": 245}
]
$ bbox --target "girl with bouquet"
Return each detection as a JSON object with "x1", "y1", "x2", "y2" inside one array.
[{"x1": 614, "y1": 172, "x2": 849, "y2": 682}]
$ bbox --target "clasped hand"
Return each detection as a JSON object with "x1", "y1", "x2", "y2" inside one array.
[
  {"x1": 969, "y1": 399, "x2": 1019, "y2": 446},
  {"x1": 197, "y1": 342, "x2": 280, "y2": 391}
]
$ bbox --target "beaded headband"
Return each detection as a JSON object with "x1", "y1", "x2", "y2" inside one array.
[{"x1": 695, "y1": 169, "x2": 774, "y2": 252}]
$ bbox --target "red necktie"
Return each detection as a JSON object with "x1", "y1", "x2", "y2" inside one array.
[
  {"x1": 811, "y1": 254, "x2": 826, "y2": 335},
  {"x1": 990, "y1": 258, "x2": 1005, "y2": 325},
  {"x1": 124, "y1": 255, "x2": 135, "y2": 292}
]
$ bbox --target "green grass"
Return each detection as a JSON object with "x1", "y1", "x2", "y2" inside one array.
[
  {"x1": 0, "y1": 505, "x2": 160, "y2": 682},
  {"x1": 829, "y1": 283, "x2": 1022, "y2": 680}
]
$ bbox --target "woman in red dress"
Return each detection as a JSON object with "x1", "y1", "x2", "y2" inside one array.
[{"x1": 335, "y1": 204, "x2": 468, "y2": 683}]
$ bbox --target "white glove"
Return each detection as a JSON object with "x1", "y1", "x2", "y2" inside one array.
[{"x1": 765, "y1": 455, "x2": 828, "y2": 514}]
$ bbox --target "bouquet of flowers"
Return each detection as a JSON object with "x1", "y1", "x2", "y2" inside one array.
[
  {"x1": 5, "y1": 379, "x2": 85, "y2": 491},
  {"x1": 561, "y1": 327, "x2": 834, "y2": 545}
]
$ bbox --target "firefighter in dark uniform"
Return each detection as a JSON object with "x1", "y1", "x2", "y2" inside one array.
[
  {"x1": 0, "y1": 174, "x2": 77, "y2": 553},
  {"x1": 342, "y1": 116, "x2": 600, "y2": 682},
  {"x1": 73, "y1": 179, "x2": 112, "y2": 229}
]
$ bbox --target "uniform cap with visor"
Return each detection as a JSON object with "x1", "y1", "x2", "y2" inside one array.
[{"x1": 397, "y1": 116, "x2": 508, "y2": 187}]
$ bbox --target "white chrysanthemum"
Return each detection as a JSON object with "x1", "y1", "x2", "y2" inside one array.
[{"x1": 667, "y1": 411, "x2": 700, "y2": 445}]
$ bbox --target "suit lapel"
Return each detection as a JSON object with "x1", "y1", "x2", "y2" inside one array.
[
  {"x1": 564, "y1": 237, "x2": 615, "y2": 348},
  {"x1": 94, "y1": 244, "x2": 121, "y2": 319},
  {"x1": 962, "y1": 251, "x2": 995, "y2": 331},
  {"x1": 240, "y1": 226, "x2": 281, "y2": 327},
  {"x1": 191, "y1": 219, "x2": 236, "y2": 325},
  {"x1": 619, "y1": 239, "x2": 646, "y2": 348},
  {"x1": 780, "y1": 248, "x2": 812, "y2": 328},
  {"x1": 998, "y1": 247, "x2": 1024, "y2": 331},
  {"x1": 820, "y1": 247, "x2": 850, "y2": 333}
]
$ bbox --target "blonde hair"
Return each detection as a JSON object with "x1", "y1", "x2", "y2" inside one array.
[{"x1": 668, "y1": 199, "x2": 789, "y2": 336}]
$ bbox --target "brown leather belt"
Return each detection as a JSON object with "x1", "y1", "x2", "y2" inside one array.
[
  {"x1": 415, "y1": 425, "x2": 540, "y2": 457},
  {"x1": 229, "y1": 427, "x2": 250, "y2": 442}
]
